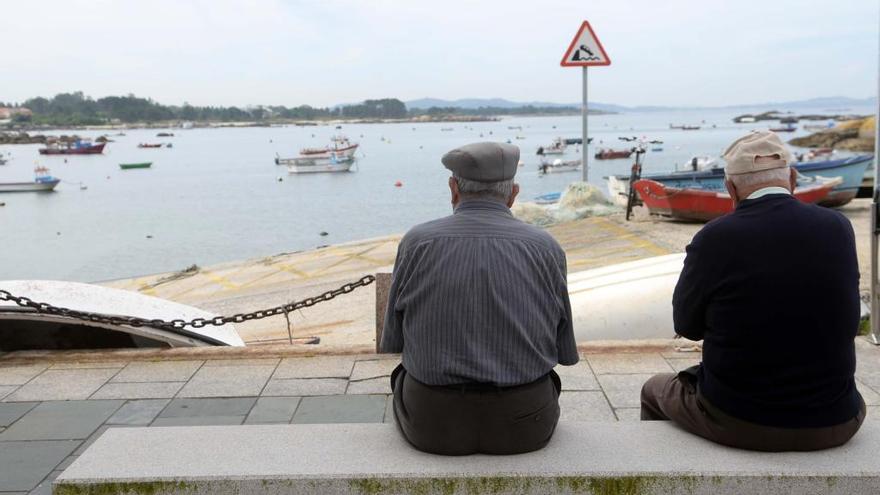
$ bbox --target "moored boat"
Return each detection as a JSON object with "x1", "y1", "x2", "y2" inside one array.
[
  {"x1": 769, "y1": 124, "x2": 797, "y2": 132},
  {"x1": 119, "y1": 162, "x2": 153, "y2": 170},
  {"x1": 278, "y1": 152, "x2": 356, "y2": 173},
  {"x1": 537, "y1": 138, "x2": 566, "y2": 155},
  {"x1": 539, "y1": 159, "x2": 581, "y2": 174},
  {"x1": 632, "y1": 177, "x2": 841, "y2": 222},
  {"x1": 594, "y1": 148, "x2": 632, "y2": 160},
  {"x1": 299, "y1": 135, "x2": 359, "y2": 158},
  {"x1": 39, "y1": 140, "x2": 105, "y2": 155},
  {"x1": 0, "y1": 167, "x2": 60, "y2": 193},
  {"x1": 138, "y1": 143, "x2": 164, "y2": 148}
]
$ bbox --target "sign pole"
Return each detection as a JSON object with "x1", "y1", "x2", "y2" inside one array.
[
  {"x1": 871, "y1": 5, "x2": 880, "y2": 345},
  {"x1": 582, "y1": 66, "x2": 589, "y2": 183}
]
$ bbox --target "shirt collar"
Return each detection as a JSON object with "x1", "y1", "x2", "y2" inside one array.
[
  {"x1": 454, "y1": 199, "x2": 513, "y2": 216},
  {"x1": 745, "y1": 186, "x2": 791, "y2": 200}
]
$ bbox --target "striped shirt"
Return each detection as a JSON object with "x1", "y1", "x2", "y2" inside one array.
[{"x1": 380, "y1": 199, "x2": 579, "y2": 386}]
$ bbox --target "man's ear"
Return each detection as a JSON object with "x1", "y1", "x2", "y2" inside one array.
[
  {"x1": 789, "y1": 167, "x2": 798, "y2": 192},
  {"x1": 449, "y1": 177, "x2": 460, "y2": 207},
  {"x1": 725, "y1": 178, "x2": 739, "y2": 206},
  {"x1": 507, "y1": 183, "x2": 520, "y2": 208}
]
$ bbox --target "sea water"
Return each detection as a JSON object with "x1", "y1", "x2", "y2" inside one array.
[{"x1": 0, "y1": 106, "x2": 868, "y2": 282}]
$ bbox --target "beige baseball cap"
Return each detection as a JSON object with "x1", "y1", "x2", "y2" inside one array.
[{"x1": 722, "y1": 131, "x2": 793, "y2": 176}]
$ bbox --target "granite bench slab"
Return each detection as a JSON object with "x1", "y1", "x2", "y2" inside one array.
[{"x1": 55, "y1": 422, "x2": 880, "y2": 494}]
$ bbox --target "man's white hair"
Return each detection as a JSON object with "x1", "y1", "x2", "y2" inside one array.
[
  {"x1": 453, "y1": 173, "x2": 514, "y2": 201},
  {"x1": 726, "y1": 166, "x2": 791, "y2": 189}
]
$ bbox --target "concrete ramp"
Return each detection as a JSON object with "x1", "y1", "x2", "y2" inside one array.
[{"x1": 56, "y1": 422, "x2": 880, "y2": 494}]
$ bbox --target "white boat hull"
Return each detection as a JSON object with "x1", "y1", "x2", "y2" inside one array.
[
  {"x1": 568, "y1": 254, "x2": 685, "y2": 341},
  {"x1": 0, "y1": 180, "x2": 60, "y2": 193},
  {"x1": 541, "y1": 162, "x2": 581, "y2": 174},
  {"x1": 286, "y1": 160, "x2": 355, "y2": 173}
]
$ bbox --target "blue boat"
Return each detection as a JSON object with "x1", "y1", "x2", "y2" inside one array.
[
  {"x1": 607, "y1": 155, "x2": 873, "y2": 208},
  {"x1": 534, "y1": 192, "x2": 562, "y2": 205}
]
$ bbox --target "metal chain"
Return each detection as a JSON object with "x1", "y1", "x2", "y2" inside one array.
[{"x1": 0, "y1": 275, "x2": 375, "y2": 331}]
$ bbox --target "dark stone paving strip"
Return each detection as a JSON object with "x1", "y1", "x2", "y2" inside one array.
[
  {"x1": 106, "y1": 399, "x2": 170, "y2": 426},
  {"x1": 0, "y1": 440, "x2": 77, "y2": 492},
  {"x1": 0, "y1": 402, "x2": 37, "y2": 427},
  {"x1": 151, "y1": 416, "x2": 245, "y2": 426},
  {"x1": 0, "y1": 400, "x2": 123, "y2": 441},
  {"x1": 245, "y1": 397, "x2": 301, "y2": 424},
  {"x1": 157, "y1": 397, "x2": 257, "y2": 419},
  {"x1": 292, "y1": 395, "x2": 387, "y2": 424}
]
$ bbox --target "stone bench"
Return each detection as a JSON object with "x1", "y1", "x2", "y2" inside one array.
[{"x1": 55, "y1": 422, "x2": 880, "y2": 494}]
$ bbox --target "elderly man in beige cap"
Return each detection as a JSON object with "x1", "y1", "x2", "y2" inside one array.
[
  {"x1": 640, "y1": 131, "x2": 866, "y2": 451},
  {"x1": 380, "y1": 142, "x2": 579, "y2": 455}
]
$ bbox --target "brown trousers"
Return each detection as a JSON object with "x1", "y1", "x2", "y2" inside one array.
[
  {"x1": 640, "y1": 372, "x2": 866, "y2": 452},
  {"x1": 390, "y1": 365, "x2": 561, "y2": 456}
]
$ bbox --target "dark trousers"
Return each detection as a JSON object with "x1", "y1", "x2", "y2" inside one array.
[
  {"x1": 640, "y1": 372, "x2": 866, "y2": 452},
  {"x1": 390, "y1": 365, "x2": 561, "y2": 455}
]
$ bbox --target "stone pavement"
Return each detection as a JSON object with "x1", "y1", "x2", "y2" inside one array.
[{"x1": 2, "y1": 339, "x2": 880, "y2": 493}]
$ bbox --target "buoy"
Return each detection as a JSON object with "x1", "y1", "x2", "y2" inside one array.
[
  {"x1": 319, "y1": 231, "x2": 328, "y2": 236},
  {"x1": 277, "y1": 177, "x2": 283, "y2": 182},
  {"x1": 0, "y1": 202, "x2": 5, "y2": 207},
  {"x1": 394, "y1": 180, "x2": 403, "y2": 187},
  {"x1": 146, "y1": 235, "x2": 153, "y2": 239},
  {"x1": 56, "y1": 232, "x2": 61, "y2": 236}
]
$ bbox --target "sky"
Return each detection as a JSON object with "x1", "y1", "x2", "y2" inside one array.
[{"x1": 2, "y1": 0, "x2": 878, "y2": 108}]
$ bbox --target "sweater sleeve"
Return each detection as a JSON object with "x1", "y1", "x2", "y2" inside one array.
[{"x1": 672, "y1": 232, "x2": 712, "y2": 341}]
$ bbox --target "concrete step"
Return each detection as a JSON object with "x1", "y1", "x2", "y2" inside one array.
[{"x1": 55, "y1": 422, "x2": 880, "y2": 494}]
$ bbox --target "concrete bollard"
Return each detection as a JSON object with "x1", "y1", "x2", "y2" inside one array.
[{"x1": 374, "y1": 271, "x2": 392, "y2": 353}]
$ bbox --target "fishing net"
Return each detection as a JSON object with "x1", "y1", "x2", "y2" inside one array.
[{"x1": 513, "y1": 182, "x2": 618, "y2": 226}]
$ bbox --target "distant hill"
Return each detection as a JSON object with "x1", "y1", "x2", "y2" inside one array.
[{"x1": 404, "y1": 96, "x2": 876, "y2": 113}]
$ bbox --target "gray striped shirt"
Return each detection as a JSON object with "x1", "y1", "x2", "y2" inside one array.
[{"x1": 380, "y1": 199, "x2": 579, "y2": 386}]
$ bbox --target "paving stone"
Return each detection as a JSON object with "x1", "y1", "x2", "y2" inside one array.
[
  {"x1": 0, "y1": 442, "x2": 74, "y2": 492},
  {"x1": 857, "y1": 379, "x2": 880, "y2": 406},
  {"x1": 0, "y1": 402, "x2": 38, "y2": 427},
  {"x1": 152, "y1": 416, "x2": 245, "y2": 426},
  {"x1": 347, "y1": 377, "x2": 390, "y2": 394},
  {"x1": 202, "y1": 358, "x2": 280, "y2": 367},
  {"x1": 349, "y1": 359, "x2": 399, "y2": 381},
  {"x1": 263, "y1": 378, "x2": 348, "y2": 397},
  {"x1": 0, "y1": 400, "x2": 122, "y2": 441},
  {"x1": 177, "y1": 365, "x2": 275, "y2": 398},
  {"x1": 107, "y1": 400, "x2": 170, "y2": 425},
  {"x1": 50, "y1": 361, "x2": 126, "y2": 370},
  {"x1": 867, "y1": 406, "x2": 880, "y2": 420},
  {"x1": 159, "y1": 398, "x2": 256, "y2": 418},
  {"x1": 615, "y1": 408, "x2": 642, "y2": 421},
  {"x1": 91, "y1": 382, "x2": 184, "y2": 400},
  {"x1": 558, "y1": 391, "x2": 615, "y2": 422},
  {"x1": 0, "y1": 385, "x2": 18, "y2": 400},
  {"x1": 245, "y1": 397, "x2": 301, "y2": 424},
  {"x1": 57, "y1": 455, "x2": 78, "y2": 470},
  {"x1": 292, "y1": 395, "x2": 386, "y2": 424},
  {"x1": 4, "y1": 369, "x2": 117, "y2": 401},
  {"x1": 0, "y1": 364, "x2": 48, "y2": 386},
  {"x1": 555, "y1": 362, "x2": 600, "y2": 391},
  {"x1": 27, "y1": 469, "x2": 62, "y2": 495},
  {"x1": 111, "y1": 361, "x2": 203, "y2": 383},
  {"x1": 273, "y1": 356, "x2": 355, "y2": 379},
  {"x1": 597, "y1": 374, "x2": 655, "y2": 409},
  {"x1": 666, "y1": 357, "x2": 702, "y2": 372},
  {"x1": 74, "y1": 425, "x2": 134, "y2": 456},
  {"x1": 587, "y1": 353, "x2": 673, "y2": 375}
]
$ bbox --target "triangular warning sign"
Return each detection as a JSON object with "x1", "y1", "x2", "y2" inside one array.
[{"x1": 561, "y1": 21, "x2": 610, "y2": 67}]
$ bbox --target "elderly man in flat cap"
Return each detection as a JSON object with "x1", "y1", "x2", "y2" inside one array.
[
  {"x1": 640, "y1": 131, "x2": 866, "y2": 451},
  {"x1": 380, "y1": 142, "x2": 578, "y2": 455}
]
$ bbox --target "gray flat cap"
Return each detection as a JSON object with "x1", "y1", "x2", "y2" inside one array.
[{"x1": 442, "y1": 142, "x2": 520, "y2": 182}]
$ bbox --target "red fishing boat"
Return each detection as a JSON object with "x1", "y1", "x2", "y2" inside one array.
[
  {"x1": 632, "y1": 177, "x2": 841, "y2": 222},
  {"x1": 38, "y1": 140, "x2": 105, "y2": 155},
  {"x1": 138, "y1": 143, "x2": 164, "y2": 148},
  {"x1": 594, "y1": 149, "x2": 633, "y2": 160}
]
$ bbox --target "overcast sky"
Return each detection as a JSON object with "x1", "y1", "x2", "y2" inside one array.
[{"x1": 3, "y1": 0, "x2": 878, "y2": 108}]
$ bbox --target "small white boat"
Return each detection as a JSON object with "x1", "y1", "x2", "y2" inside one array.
[
  {"x1": 537, "y1": 138, "x2": 566, "y2": 155},
  {"x1": 283, "y1": 154, "x2": 356, "y2": 174},
  {"x1": 0, "y1": 167, "x2": 60, "y2": 193},
  {"x1": 299, "y1": 135, "x2": 359, "y2": 158},
  {"x1": 568, "y1": 254, "x2": 685, "y2": 341},
  {"x1": 0, "y1": 280, "x2": 244, "y2": 350},
  {"x1": 539, "y1": 158, "x2": 581, "y2": 174}
]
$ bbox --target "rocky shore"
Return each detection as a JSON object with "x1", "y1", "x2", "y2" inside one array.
[{"x1": 789, "y1": 117, "x2": 876, "y2": 152}]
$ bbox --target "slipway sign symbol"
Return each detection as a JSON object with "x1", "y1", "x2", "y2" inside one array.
[{"x1": 561, "y1": 21, "x2": 610, "y2": 67}]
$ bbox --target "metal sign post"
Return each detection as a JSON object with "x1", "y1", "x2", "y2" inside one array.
[
  {"x1": 561, "y1": 21, "x2": 610, "y2": 185},
  {"x1": 582, "y1": 66, "x2": 589, "y2": 182},
  {"x1": 872, "y1": 9, "x2": 880, "y2": 345}
]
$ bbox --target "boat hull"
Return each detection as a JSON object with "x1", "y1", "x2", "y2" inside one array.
[
  {"x1": 38, "y1": 143, "x2": 105, "y2": 155},
  {"x1": 299, "y1": 144, "x2": 359, "y2": 157},
  {"x1": 633, "y1": 178, "x2": 838, "y2": 222},
  {"x1": 119, "y1": 162, "x2": 152, "y2": 170},
  {"x1": 0, "y1": 179, "x2": 60, "y2": 193},
  {"x1": 286, "y1": 160, "x2": 354, "y2": 173}
]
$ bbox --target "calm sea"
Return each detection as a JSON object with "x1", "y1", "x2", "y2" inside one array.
[{"x1": 0, "y1": 106, "x2": 868, "y2": 282}]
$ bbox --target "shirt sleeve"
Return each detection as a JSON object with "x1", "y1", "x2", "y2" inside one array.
[
  {"x1": 672, "y1": 232, "x2": 711, "y2": 341},
  {"x1": 379, "y1": 242, "x2": 409, "y2": 353},
  {"x1": 555, "y1": 250, "x2": 580, "y2": 365}
]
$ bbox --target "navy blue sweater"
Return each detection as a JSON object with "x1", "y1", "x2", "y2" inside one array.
[{"x1": 673, "y1": 194, "x2": 862, "y2": 428}]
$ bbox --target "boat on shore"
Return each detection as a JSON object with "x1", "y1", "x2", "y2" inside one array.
[
  {"x1": 594, "y1": 149, "x2": 632, "y2": 160},
  {"x1": 534, "y1": 192, "x2": 562, "y2": 204},
  {"x1": 0, "y1": 167, "x2": 60, "y2": 193},
  {"x1": 119, "y1": 162, "x2": 152, "y2": 170},
  {"x1": 633, "y1": 176, "x2": 841, "y2": 222},
  {"x1": 606, "y1": 154, "x2": 872, "y2": 208},
  {"x1": 39, "y1": 140, "x2": 105, "y2": 155},
  {"x1": 539, "y1": 159, "x2": 581, "y2": 174}
]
